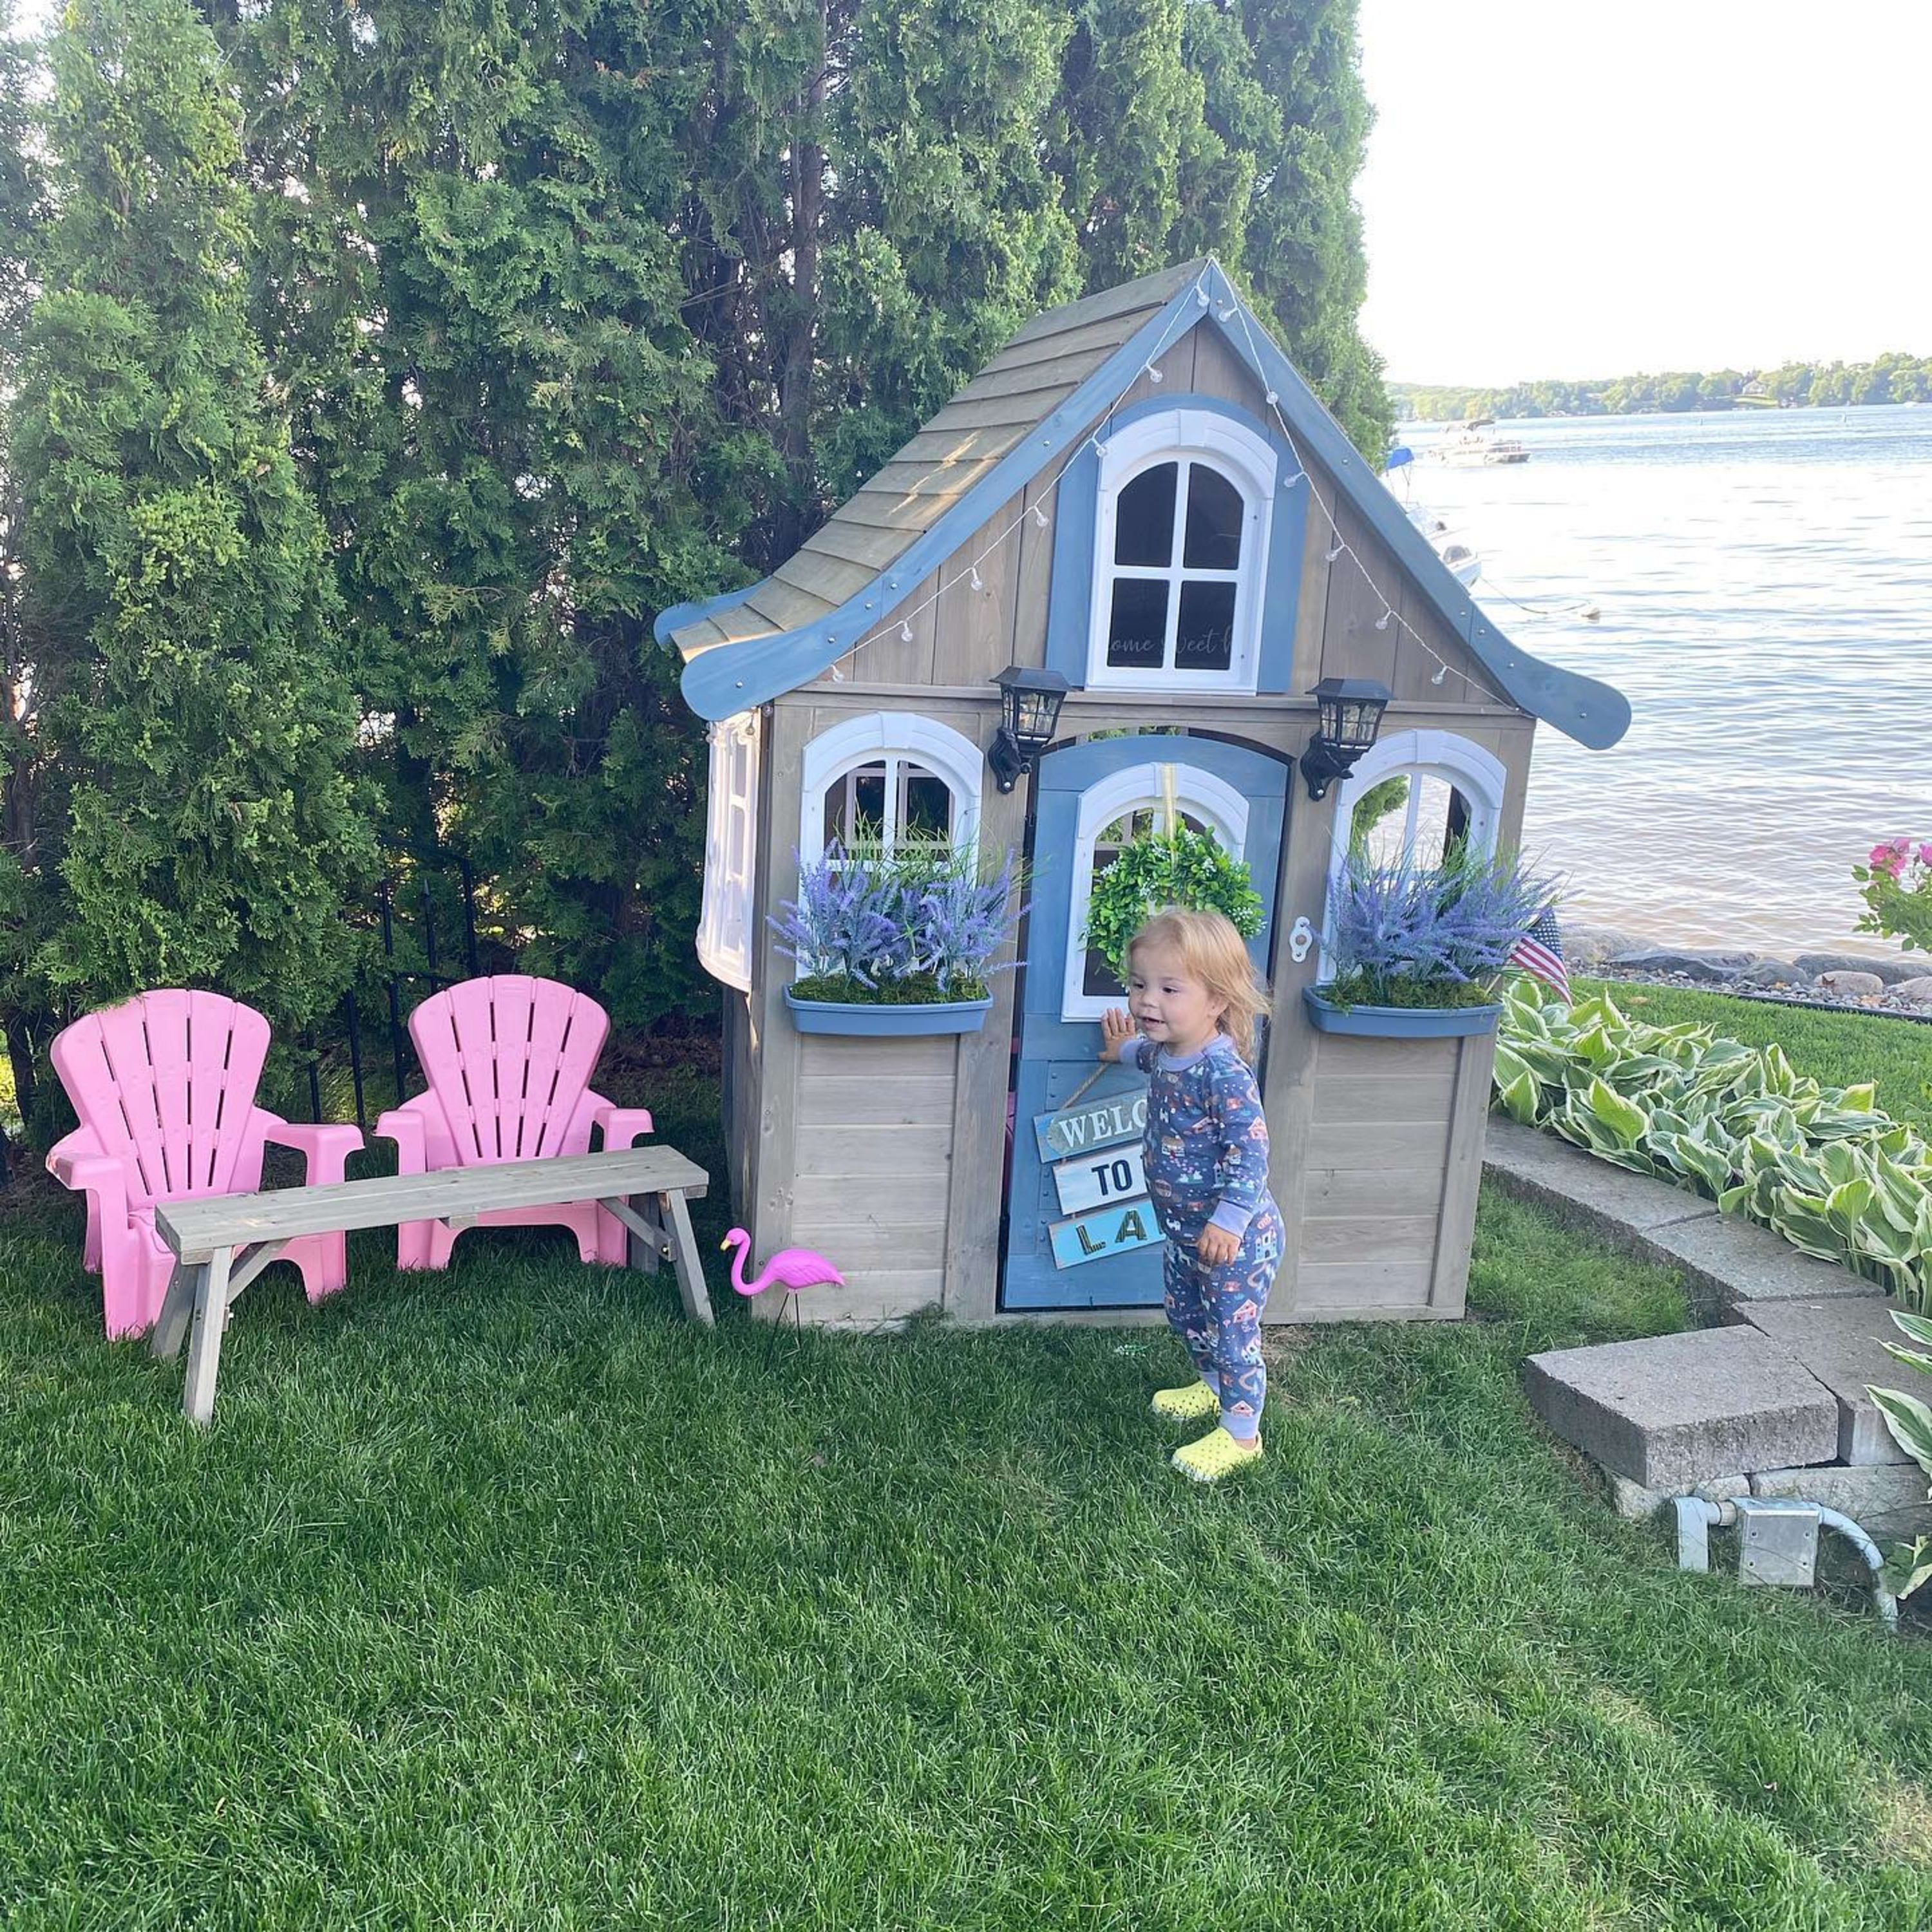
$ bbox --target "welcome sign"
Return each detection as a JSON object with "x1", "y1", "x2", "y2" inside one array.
[
  {"x1": 1034, "y1": 1084, "x2": 1159, "y2": 1271},
  {"x1": 1032, "y1": 1090, "x2": 1147, "y2": 1162}
]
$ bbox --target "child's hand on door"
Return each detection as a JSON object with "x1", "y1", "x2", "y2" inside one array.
[{"x1": 1099, "y1": 1009, "x2": 1136, "y2": 1060}]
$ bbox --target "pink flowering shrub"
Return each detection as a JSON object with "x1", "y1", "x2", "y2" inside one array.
[{"x1": 1853, "y1": 837, "x2": 1932, "y2": 952}]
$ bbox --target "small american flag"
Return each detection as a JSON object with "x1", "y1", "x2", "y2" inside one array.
[{"x1": 1510, "y1": 905, "x2": 1570, "y2": 1003}]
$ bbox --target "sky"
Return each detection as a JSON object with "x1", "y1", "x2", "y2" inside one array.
[
  {"x1": 1355, "y1": 0, "x2": 1932, "y2": 385},
  {"x1": 10, "y1": 0, "x2": 1925, "y2": 388}
]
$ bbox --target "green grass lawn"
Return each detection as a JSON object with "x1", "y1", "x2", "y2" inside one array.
[{"x1": 0, "y1": 1026, "x2": 1929, "y2": 1926}]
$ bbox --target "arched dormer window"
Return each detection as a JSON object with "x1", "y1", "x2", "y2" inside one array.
[
  {"x1": 1087, "y1": 408, "x2": 1276, "y2": 693},
  {"x1": 799, "y1": 712, "x2": 983, "y2": 867}
]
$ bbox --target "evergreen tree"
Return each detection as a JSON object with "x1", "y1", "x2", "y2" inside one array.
[
  {"x1": 11, "y1": 0, "x2": 372, "y2": 1045},
  {"x1": 0, "y1": 1, "x2": 48, "y2": 1125},
  {"x1": 205, "y1": 0, "x2": 1390, "y2": 1032}
]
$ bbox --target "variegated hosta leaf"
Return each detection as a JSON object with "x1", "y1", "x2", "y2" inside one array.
[
  {"x1": 1866, "y1": 1384, "x2": 1932, "y2": 1475},
  {"x1": 1880, "y1": 1536, "x2": 1931, "y2": 1600},
  {"x1": 1587, "y1": 1077, "x2": 1647, "y2": 1148},
  {"x1": 1891, "y1": 1309, "x2": 1932, "y2": 1350},
  {"x1": 1497, "y1": 1069, "x2": 1540, "y2": 1126}
]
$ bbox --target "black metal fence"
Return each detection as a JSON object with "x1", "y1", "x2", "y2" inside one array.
[{"x1": 297, "y1": 846, "x2": 491, "y2": 1133}]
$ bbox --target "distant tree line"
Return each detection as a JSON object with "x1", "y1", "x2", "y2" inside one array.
[
  {"x1": 0, "y1": 0, "x2": 1388, "y2": 1142},
  {"x1": 1392, "y1": 352, "x2": 1932, "y2": 422}
]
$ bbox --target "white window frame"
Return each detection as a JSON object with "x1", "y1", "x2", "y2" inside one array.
[
  {"x1": 696, "y1": 709, "x2": 762, "y2": 992},
  {"x1": 798, "y1": 712, "x2": 983, "y2": 869},
  {"x1": 1320, "y1": 728, "x2": 1508, "y2": 974},
  {"x1": 1086, "y1": 408, "x2": 1276, "y2": 695},
  {"x1": 1061, "y1": 760, "x2": 1251, "y2": 1022}
]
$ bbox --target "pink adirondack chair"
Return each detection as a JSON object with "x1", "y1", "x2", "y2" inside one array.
[
  {"x1": 45, "y1": 991, "x2": 363, "y2": 1338},
  {"x1": 376, "y1": 975, "x2": 653, "y2": 1271}
]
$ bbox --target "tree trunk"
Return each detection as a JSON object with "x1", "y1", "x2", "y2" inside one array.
[{"x1": 770, "y1": 3, "x2": 827, "y2": 563}]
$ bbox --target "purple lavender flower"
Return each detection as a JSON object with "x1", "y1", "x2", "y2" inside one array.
[
  {"x1": 1324, "y1": 844, "x2": 1558, "y2": 1002},
  {"x1": 771, "y1": 842, "x2": 1025, "y2": 998}
]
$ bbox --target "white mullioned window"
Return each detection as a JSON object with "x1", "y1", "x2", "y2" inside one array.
[
  {"x1": 1087, "y1": 408, "x2": 1276, "y2": 694},
  {"x1": 1321, "y1": 728, "x2": 1510, "y2": 972},
  {"x1": 799, "y1": 712, "x2": 983, "y2": 868},
  {"x1": 696, "y1": 710, "x2": 762, "y2": 991}
]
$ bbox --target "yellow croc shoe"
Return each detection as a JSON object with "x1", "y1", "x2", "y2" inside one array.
[
  {"x1": 1150, "y1": 1381, "x2": 1221, "y2": 1423},
  {"x1": 1171, "y1": 1426, "x2": 1263, "y2": 1484}
]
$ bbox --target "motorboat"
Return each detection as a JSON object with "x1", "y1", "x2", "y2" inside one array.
[{"x1": 1425, "y1": 430, "x2": 1530, "y2": 466}]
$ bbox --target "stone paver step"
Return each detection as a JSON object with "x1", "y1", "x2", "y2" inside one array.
[
  {"x1": 1522, "y1": 1326, "x2": 1840, "y2": 1490},
  {"x1": 1485, "y1": 1120, "x2": 1874, "y2": 1315},
  {"x1": 1730, "y1": 1296, "x2": 1920, "y2": 1466}
]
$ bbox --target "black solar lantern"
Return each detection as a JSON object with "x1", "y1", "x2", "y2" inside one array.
[
  {"x1": 1300, "y1": 676, "x2": 1392, "y2": 801},
  {"x1": 989, "y1": 666, "x2": 1071, "y2": 793}
]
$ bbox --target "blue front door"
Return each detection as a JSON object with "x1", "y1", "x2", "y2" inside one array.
[{"x1": 1001, "y1": 733, "x2": 1289, "y2": 1310}]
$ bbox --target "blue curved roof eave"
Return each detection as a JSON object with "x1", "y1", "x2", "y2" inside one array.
[{"x1": 674, "y1": 261, "x2": 1631, "y2": 752}]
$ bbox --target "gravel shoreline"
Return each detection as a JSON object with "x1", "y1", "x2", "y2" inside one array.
[{"x1": 1567, "y1": 931, "x2": 1932, "y2": 1022}]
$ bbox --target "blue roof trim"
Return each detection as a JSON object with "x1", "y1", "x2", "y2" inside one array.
[
  {"x1": 652, "y1": 578, "x2": 762, "y2": 648},
  {"x1": 1193, "y1": 264, "x2": 1631, "y2": 751},
  {"x1": 680, "y1": 276, "x2": 1213, "y2": 721},
  {"x1": 675, "y1": 258, "x2": 1631, "y2": 751}
]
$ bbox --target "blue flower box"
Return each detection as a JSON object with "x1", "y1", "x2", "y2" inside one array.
[
  {"x1": 784, "y1": 987, "x2": 994, "y2": 1036},
  {"x1": 1302, "y1": 987, "x2": 1501, "y2": 1039}
]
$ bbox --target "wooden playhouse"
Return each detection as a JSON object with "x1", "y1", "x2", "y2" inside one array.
[{"x1": 658, "y1": 258, "x2": 1629, "y2": 1328}]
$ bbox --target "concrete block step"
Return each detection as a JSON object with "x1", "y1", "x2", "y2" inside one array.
[
  {"x1": 1730, "y1": 1296, "x2": 1922, "y2": 1466},
  {"x1": 1524, "y1": 1326, "x2": 1839, "y2": 1490}
]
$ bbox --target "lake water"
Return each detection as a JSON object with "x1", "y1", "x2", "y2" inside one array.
[{"x1": 1395, "y1": 405, "x2": 1932, "y2": 958}]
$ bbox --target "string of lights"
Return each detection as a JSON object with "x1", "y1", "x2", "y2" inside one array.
[{"x1": 813, "y1": 261, "x2": 1520, "y2": 712}]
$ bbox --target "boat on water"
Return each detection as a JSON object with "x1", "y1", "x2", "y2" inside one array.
[
  {"x1": 1425, "y1": 429, "x2": 1530, "y2": 466},
  {"x1": 1406, "y1": 504, "x2": 1481, "y2": 588},
  {"x1": 1385, "y1": 447, "x2": 1483, "y2": 587}
]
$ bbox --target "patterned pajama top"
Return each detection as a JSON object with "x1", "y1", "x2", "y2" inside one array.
[{"x1": 1113, "y1": 1031, "x2": 1278, "y2": 1245}]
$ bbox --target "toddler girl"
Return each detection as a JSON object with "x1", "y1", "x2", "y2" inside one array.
[{"x1": 1099, "y1": 907, "x2": 1282, "y2": 1482}]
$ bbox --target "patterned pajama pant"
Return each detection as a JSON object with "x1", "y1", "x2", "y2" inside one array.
[{"x1": 1160, "y1": 1202, "x2": 1283, "y2": 1441}]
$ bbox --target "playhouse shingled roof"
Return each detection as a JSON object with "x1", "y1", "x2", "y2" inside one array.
[{"x1": 662, "y1": 259, "x2": 1631, "y2": 750}]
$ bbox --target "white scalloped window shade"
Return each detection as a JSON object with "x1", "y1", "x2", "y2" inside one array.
[{"x1": 696, "y1": 710, "x2": 762, "y2": 992}]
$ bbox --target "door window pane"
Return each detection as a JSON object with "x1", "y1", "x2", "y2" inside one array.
[
  {"x1": 1079, "y1": 808, "x2": 1210, "y2": 997},
  {"x1": 1113, "y1": 463, "x2": 1176, "y2": 566},
  {"x1": 1105, "y1": 578, "x2": 1168, "y2": 670},
  {"x1": 1182, "y1": 465, "x2": 1244, "y2": 570},
  {"x1": 1346, "y1": 768, "x2": 1474, "y2": 868},
  {"x1": 1174, "y1": 580, "x2": 1236, "y2": 672}
]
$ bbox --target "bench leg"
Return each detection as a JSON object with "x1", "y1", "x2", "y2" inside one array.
[
  {"x1": 658, "y1": 1190, "x2": 714, "y2": 1329},
  {"x1": 152, "y1": 1261, "x2": 200, "y2": 1361},
  {"x1": 182, "y1": 1245, "x2": 234, "y2": 1427}
]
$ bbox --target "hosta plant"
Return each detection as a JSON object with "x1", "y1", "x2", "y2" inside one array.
[
  {"x1": 1495, "y1": 979, "x2": 1932, "y2": 1316},
  {"x1": 772, "y1": 842, "x2": 1023, "y2": 1003},
  {"x1": 1868, "y1": 1308, "x2": 1932, "y2": 1599}
]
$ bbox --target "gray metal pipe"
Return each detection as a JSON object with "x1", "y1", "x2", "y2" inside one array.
[{"x1": 1670, "y1": 1493, "x2": 1899, "y2": 1632}]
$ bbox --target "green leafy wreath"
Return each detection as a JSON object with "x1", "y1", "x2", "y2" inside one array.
[{"x1": 1082, "y1": 825, "x2": 1265, "y2": 976}]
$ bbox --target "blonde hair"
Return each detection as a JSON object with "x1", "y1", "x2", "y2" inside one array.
[{"x1": 1126, "y1": 907, "x2": 1273, "y2": 1063}]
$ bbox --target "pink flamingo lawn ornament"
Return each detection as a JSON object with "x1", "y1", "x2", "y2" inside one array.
[{"x1": 720, "y1": 1228, "x2": 846, "y2": 1353}]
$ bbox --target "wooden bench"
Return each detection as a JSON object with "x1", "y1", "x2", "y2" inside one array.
[{"x1": 151, "y1": 1146, "x2": 714, "y2": 1425}]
